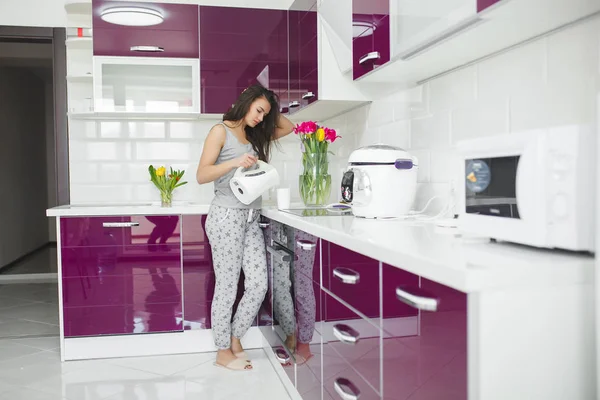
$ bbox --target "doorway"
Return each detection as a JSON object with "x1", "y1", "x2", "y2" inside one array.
[{"x1": 0, "y1": 26, "x2": 68, "y2": 283}]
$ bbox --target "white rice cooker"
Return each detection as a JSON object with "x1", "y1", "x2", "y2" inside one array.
[{"x1": 341, "y1": 144, "x2": 418, "y2": 218}]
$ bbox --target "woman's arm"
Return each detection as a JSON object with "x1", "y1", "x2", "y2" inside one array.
[
  {"x1": 196, "y1": 124, "x2": 257, "y2": 184},
  {"x1": 273, "y1": 114, "x2": 295, "y2": 140}
]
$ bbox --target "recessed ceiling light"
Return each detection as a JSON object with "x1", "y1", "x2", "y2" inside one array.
[
  {"x1": 100, "y1": 7, "x2": 164, "y2": 27},
  {"x1": 353, "y1": 21, "x2": 376, "y2": 38}
]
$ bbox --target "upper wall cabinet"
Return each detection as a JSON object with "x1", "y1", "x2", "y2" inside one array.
[
  {"x1": 92, "y1": 1, "x2": 199, "y2": 58},
  {"x1": 289, "y1": 0, "x2": 370, "y2": 122},
  {"x1": 352, "y1": 0, "x2": 390, "y2": 80},
  {"x1": 355, "y1": 0, "x2": 600, "y2": 87},
  {"x1": 199, "y1": 6, "x2": 287, "y2": 114}
]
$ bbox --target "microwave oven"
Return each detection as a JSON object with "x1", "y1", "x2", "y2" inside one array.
[{"x1": 456, "y1": 125, "x2": 595, "y2": 252}]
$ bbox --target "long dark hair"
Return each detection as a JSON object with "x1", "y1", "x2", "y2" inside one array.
[{"x1": 222, "y1": 84, "x2": 281, "y2": 162}]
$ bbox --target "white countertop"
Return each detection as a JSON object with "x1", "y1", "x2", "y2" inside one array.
[
  {"x1": 261, "y1": 208, "x2": 595, "y2": 293},
  {"x1": 47, "y1": 202, "x2": 595, "y2": 293},
  {"x1": 46, "y1": 202, "x2": 210, "y2": 217}
]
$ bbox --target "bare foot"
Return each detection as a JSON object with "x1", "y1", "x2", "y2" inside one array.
[
  {"x1": 285, "y1": 334, "x2": 296, "y2": 353},
  {"x1": 216, "y1": 348, "x2": 252, "y2": 370},
  {"x1": 231, "y1": 336, "x2": 244, "y2": 355}
]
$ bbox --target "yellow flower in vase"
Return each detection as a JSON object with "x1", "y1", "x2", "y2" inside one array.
[
  {"x1": 148, "y1": 165, "x2": 188, "y2": 207},
  {"x1": 316, "y1": 128, "x2": 325, "y2": 142}
]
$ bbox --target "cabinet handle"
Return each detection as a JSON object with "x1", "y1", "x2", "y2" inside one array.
[
  {"x1": 289, "y1": 101, "x2": 300, "y2": 108},
  {"x1": 333, "y1": 324, "x2": 360, "y2": 344},
  {"x1": 396, "y1": 286, "x2": 439, "y2": 312},
  {"x1": 266, "y1": 245, "x2": 291, "y2": 263},
  {"x1": 358, "y1": 51, "x2": 381, "y2": 65},
  {"x1": 334, "y1": 378, "x2": 360, "y2": 400},
  {"x1": 296, "y1": 240, "x2": 316, "y2": 250},
  {"x1": 301, "y1": 91, "x2": 315, "y2": 100},
  {"x1": 275, "y1": 347, "x2": 290, "y2": 363},
  {"x1": 333, "y1": 267, "x2": 360, "y2": 284},
  {"x1": 130, "y1": 45, "x2": 164, "y2": 52},
  {"x1": 258, "y1": 222, "x2": 270, "y2": 229},
  {"x1": 102, "y1": 222, "x2": 139, "y2": 228}
]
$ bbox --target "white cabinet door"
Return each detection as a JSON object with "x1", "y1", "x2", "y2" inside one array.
[
  {"x1": 93, "y1": 56, "x2": 200, "y2": 113},
  {"x1": 391, "y1": 0, "x2": 477, "y2": 59}
]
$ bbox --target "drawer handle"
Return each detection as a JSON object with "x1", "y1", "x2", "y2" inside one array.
[
  {"x1": 301, "y1": 91, "x2": 315, "y2": 100},
  {"x1": 289, "y1": 101, "x2": 300, "y2": 108},
  {"x1": 258, "y1": 222, "x2": 270, "y2": 228},
  {"x1": 102, "y1": 222, "x2": 139, "y2": 228},
  {"x1": 358, "y1": 51, "x2": 380, "y2": 65},
  {"x1": 396, "y1": 286, "x2": 439, "y2": 312},
  {"x1": 266, "y1": 245, "x2": 291, "y2": 263},
  {"x1": 334, "y1": 378, "x2": 360, "y2": 400},
  {"x1": 333, "y1": 324, "x2": 360, "y2": 344},
  {"x1": 275, "y1": 347, "x2": 290, "y2": 363},
  {"x1": 296, "y1": 240, "x2": 316, "y2": 250},
  {"x1": 333, "y1": 267, "x2": 360, "y2": 284},
  {"x1": 130, "y1": 45, "x2": 164, "y2": 52}
]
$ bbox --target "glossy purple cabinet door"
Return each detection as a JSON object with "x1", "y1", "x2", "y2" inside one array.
[
  {"x1": 352, "y1": 0, "x2": 390, "y2": 80},
  {"x1": 381, "y1": 263, "x2": 467, "y2": 400},
  {"x1": 93, "y1": 28, "x2": 199, "y2": 58},
  {"x1": 92, "y1": 0, "x2": 199, "y2": 31},
  {"x1": 199, "y1": 6, "x2": 287, "y2": 114},
  {"x1": 478, "y1": 0, "x2": 502, "y2": 12},
  {"x1": 181, "y1": 215, "x2": 213, "y2": 330},
  {"x1": 61, "y1": 216, "x2": 183, "y2": 337},
  {"x1": 322, "y1": 290, "x2": 381, "y2": 399},
  {"x1": 323, "y1": 241, "x2": 380, "y2": 319}
]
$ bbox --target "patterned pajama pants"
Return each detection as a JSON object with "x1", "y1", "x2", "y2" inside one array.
[{"x1": 205, "y1": 205, "x2": 268, "y2": 349}]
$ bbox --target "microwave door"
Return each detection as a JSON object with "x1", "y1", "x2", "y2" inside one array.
[{"x1": 465, "y1": 156, "x2": 520, "y2": 218}]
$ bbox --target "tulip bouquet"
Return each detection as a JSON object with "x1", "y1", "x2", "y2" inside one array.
[
  {"x1": 294, "y1": 121, "x2": 341, "y2": 206},
  {"x1": 148, "y1": 165, "x2": 187, "y2": 207}
]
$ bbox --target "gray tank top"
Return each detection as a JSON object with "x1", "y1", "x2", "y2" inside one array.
[{"x1": 212, "y1": 123, "x2": 262, "y2": 209}]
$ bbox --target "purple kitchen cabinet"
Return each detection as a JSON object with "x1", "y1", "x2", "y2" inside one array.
[
  {"x1": 92, "y1": 0, "x2": 199, "y2": 31},
  {"x1": 381, "y1": 263, "x2": 467, "y2": 400},
  {"x1": 93, "y1": 27, "x2": 199, "y2": 58},
  {"x1": 199, "y1": 6, "x2": 287, "y2": 114},
  {"x1": 322, "y1": 241, "x2": 380, "y2": 319},
  {"x1": 181, "y1": 215, "x2": 213, "y2": 330},
  {"x1": 352, "y1": 0, "x2": 390, "y2": 80},
  {"x1": 60, "y1": 216, "x2": 183, "y2": 337},
  {"x1": 322, "y1": 290, "x2": 382, "y2": 399},
  {"x1": 478, "y1": 0, "x2": 502, "y2": 12},
  {"x1": 288, "y1": 0, "x2": 318, "y2": 113}
]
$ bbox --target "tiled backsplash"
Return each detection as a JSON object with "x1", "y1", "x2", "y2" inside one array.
[
  {"x1": 323, "y1": 15, "x2": 600, "y2": 214},
  {"x1": 69, "y1": 16, "x2": 599, "y2": 207},
  {"x1": 68, "y1": 118, "x2": 353, "y2": 205}
]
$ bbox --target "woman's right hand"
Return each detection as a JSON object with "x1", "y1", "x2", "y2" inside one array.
[{"x1": 232, "y1": 153, "x2": 258, "y2": 169}]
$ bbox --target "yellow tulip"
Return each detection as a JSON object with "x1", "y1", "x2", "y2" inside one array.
[
  {"x1": 316, "y1": 128, "x2": 325, "y2": 142},
  {"x1": 156, "y1": 166, "x2": 166, "y2": 177}
]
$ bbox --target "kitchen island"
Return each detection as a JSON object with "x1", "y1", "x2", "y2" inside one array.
[{"x1": 47, "y1": 203, "x2": 596, "y2": 400}]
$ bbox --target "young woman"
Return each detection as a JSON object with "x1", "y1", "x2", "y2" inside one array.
[{"x1": 196, "y1": 85, "x2": 294, "y2": 371}]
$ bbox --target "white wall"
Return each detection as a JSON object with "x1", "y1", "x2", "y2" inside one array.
[
  {"x1": 323, "y1": 15, "x2": 600, "y2": 214},
  {"x1": 0, "y1": 0, "x2": 67, "y2": 28},
  {"x1": 0, "y1": 68, "x2": 49, "y2": 268}
]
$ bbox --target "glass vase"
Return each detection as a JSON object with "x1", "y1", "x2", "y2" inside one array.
[
  {"x1": 299, "y1": 152, "x2": 332, "y2": 207},
  {"x1": 160, "y1": 191, "x2": 172, "y2": 208}
]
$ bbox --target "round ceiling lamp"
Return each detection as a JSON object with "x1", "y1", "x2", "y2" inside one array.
[
  {"x1": 352, "y1": 21, "x2": 376, "y2": 38},
  {"x1": 100, "y1": 7, "x2": 164, "y2": 27}
]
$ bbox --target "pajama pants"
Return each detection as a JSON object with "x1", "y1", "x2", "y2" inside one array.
[{"x1": 205, "y1": 205, "x2": 268, "y2": 349}]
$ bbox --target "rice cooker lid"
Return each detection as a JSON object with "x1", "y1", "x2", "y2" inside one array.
[{"x1": 348, "y1": 144, "x2": 417, "y2": 167}]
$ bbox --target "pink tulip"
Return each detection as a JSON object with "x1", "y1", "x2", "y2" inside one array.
[{"x1": 324, "y1": 127, "x2": 340, "y2": 143}]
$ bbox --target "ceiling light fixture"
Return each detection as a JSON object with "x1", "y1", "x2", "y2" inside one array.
[
  {"x1": 352, "y1": 21, "x2": 376, "y2": 38},
  {"x1": 100, "y1": 7, "x2": 164, "y2": 27}
]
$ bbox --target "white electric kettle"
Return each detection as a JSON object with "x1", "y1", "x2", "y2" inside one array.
[{"x1": 230, "y1": 160, "x2": 280, "y2": 205}]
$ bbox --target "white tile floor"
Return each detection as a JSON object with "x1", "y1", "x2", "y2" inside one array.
[{"x1": 0, "y1": 283, "x2": 292, "y2": 400}]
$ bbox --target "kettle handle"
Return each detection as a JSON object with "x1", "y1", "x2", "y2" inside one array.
[{"x1": 233, "y1": 159, "x2": 267, "y2": 177}]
